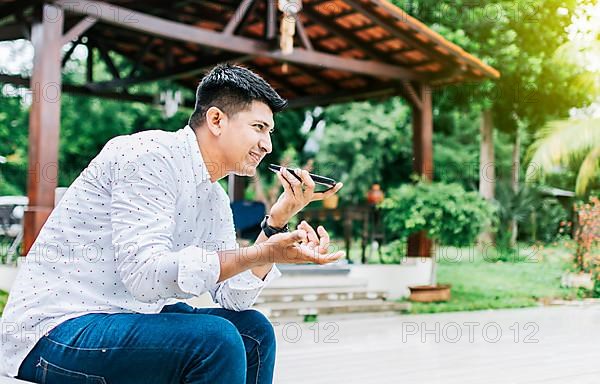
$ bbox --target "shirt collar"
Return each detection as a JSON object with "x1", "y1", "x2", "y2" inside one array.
[{"x1": 183, "y1": 125, "x2": 212, "y2": 185}]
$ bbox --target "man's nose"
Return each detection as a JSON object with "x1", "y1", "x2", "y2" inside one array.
[{"x1": 260, "y1": 135, "x2": 272, "y2": 155}]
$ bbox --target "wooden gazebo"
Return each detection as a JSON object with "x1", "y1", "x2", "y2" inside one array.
[{"x1": 0, "y1": 0, "x2": 499, "y2": 257}]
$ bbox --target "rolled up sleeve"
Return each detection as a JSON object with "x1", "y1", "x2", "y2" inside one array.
[{"x1": 208, "y1": 189, "x2": 282, "y2": 311}]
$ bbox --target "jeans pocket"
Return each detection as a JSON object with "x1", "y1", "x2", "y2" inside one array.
[{"x1": 35, "y1": 357, "x2": 107, "y2": 384}]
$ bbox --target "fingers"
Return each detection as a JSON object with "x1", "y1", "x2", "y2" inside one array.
[
  {"x1": 316, "y1": 225, "x2": 330, "y2": 255},
  {"x1": 312, "y1": 182, "x2": 343, "y2": 201},
  {"x1": 329, "y1": 182, "x2": 344, "y2": 195},
  {"x1": 295, "y1": 245, "x2": 345, "y2": 265},
  {"x1": 294, "y1": 223, "x2": 331, "y2": 255},
  {"x1": 298, "y1": 169, "x2": 315, "y2": 192},
  {"x1": 313, "y1": 250, "x2": 345, "y2": 265},
  {"x1": 276, "y1": 170, "x2": 295, "y2": 197},
  {"x1": 266, "y1": 228, "x2": 346, "y2": 265},
  {"x1": 280, "y1": 168, "x2": 303, "y2": 197},
  {"x1": 279, "y1": 168, "x2": 318, "y2": 197},
  {"x1": 297, "y1": 220, "x2": 319, "y2": 248},
  {"x1": 290, "y1": 229, "x2": 307, "y2": 244},
  {"x1": 284, "y1": 226, "x2": 345, "y2": 265}
]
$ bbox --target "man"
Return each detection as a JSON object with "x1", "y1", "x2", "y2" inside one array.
[{"x1": 1, "y1": 64, "x2": 344, "y2": 383}]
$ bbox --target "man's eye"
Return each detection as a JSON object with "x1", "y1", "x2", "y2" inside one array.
[{"x1": 255, "y1": 124, "x2": 273, "y2": 134}]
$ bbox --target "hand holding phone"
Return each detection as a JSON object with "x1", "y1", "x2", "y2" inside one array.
[{"x1": 268, "y1": 164, "x2": 337, "y2": 191}]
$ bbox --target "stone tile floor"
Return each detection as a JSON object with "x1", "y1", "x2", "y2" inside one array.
[{"x1": 274, "y1": 304, "x2": 600, "y2": 383}]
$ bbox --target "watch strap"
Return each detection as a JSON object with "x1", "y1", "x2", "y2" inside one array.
[{"x1": 261, "y1": 215, "x2": 289, "y2": 237}]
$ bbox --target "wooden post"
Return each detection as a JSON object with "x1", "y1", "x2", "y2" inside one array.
[
  {"x1": 228, "y1": 174, "x2": 246, "y2": 201},
  {"x1": 407, "y1": 84, "x2": 433, "y2": 257},
  {"x1": 23, "y1": 3, "x2": 63, "y2": 254}
]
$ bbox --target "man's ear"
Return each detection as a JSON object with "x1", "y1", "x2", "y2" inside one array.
[{"x1": 205, "y1": 106, "x2": 227, "y2": 137}]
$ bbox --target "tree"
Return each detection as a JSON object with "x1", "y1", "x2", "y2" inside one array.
[
  {"x1": 313, "y1": 98, "x2": 412, "y2": 204},
  {"x1": 526, "y1": 117, "x2": 600, "y2": 196},
  {"x1": 525, "y1": 2, "x2": 600, "y2": 197},
  {"x1": 0, "y1": 93, "x2": 29, "y2": 194},
  {"x1": 393, "y1": 0, "x2": 595, "y2": 246}
]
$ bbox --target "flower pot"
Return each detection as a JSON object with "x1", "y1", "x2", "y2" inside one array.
[
  {"x1": 408, "y1": 284, "x2": 451, "y2": 302},
  {"x1": 366, "y1": 184, "x2": 384, "y2": 205},
  {"x1": 323, "y1": 194, "x2": 339, "y2": 210}
]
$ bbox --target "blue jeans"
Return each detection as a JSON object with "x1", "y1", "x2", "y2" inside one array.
[{"x1": 17, "y1": 302, "x2": 276, "y2": 383}]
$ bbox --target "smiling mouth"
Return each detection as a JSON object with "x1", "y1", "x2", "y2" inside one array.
[{"x1": 249, "y1": 152, "x2": 261, "y2": 163}]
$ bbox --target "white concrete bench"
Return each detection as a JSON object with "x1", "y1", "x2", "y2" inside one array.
[{"x1": 0, "y1": 377, "x2": 32, "y2": 383}]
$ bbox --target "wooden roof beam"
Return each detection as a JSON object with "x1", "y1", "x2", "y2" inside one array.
[
  {"x1": 265, "y1": 0, "x2": 277, "y2": 41},
  {"x1": 56, "y1": 0, "x2": 426, "y2": 81},
  {"x1": 399, "y1": 80, "x2": 422, "y2": 110},
  {"x1": 236, "y1": 0, "x2": 263, "y2": 37},
  {"x1": 223, "y1": 0, "x2": 254, "y2": 35},
  {"x1": 61, "y1": 37, "x2": 80, "y2": 67},
  {"x1": 373, "y1": 0, "x2": 498, "y2": 79},
  {"x1": 262, "y1": 62, "x2": 336, "y2": 94},
  {"x1": 295, "y1": 16, "x2": 314, "y2": 51},
  {"x1": 254, "y1": 65, "x2": 306, "y2": 97},
  {"x1": 302, "y1": 5, "x2": 393, "y2": 64},
  {"x1": 288, "y1": 82, "x2": 401, "y2": 109},
  {"x1": 85, "y1": 54, "x2": 253, "y2": 91},
  {"x1": 343, "y1": 0, "x2": 461, "y2": 68},
  {"x1": 92, "y1": 37, "x2": 121, "y2": 80},
  {"x1": 86, "y1": 41, "x2": 94, "y2": 83},
  {"x1": 61, "y1": 16, "x2": 97, "y2": 46},
  {"x1": 0, "y1": 73, "x2": 196, "y2": 107},
  {"x1": 128, "y1": 36, "x2": 156, "y2": 77}
]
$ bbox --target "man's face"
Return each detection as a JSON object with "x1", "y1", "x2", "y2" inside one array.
[{"x1": 221, "y1": 100, "x2": 274, "y2": 177}]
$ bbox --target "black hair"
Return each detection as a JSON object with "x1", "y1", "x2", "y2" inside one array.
[{"x1": 188, "y1": 63, "x2": 287, "y2": 128}]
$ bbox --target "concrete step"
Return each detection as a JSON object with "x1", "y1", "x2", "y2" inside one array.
[
  {"x1": 267, "y1": 275, "x2": 368, "y2": 289},
  {"x1": 255, "y1": 299, "x2": 411, "y2": 319},
  {"x1": 272, "y1": 310, "x2": 405, "y2": 324},
  {"x1": 277, "y1": 263, "x2": 351, "y2": 275},
  {"x1": 256, "y1": 287, "x2": 387, "y2": 304}
]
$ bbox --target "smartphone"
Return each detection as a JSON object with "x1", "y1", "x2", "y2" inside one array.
[{"x1": 268, "y1": 164, "x2": 337, "y2": 191}]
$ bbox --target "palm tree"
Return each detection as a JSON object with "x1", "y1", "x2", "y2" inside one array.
[
  {"x1": 526, "y1": 117, "x2": 600, "y2": 196},
  {"x1": 526, "y1": 4, "x2": 600, "y2": 196},
  {"x1": 495, "y1": 182, "x2": 541, "y2": 248}
]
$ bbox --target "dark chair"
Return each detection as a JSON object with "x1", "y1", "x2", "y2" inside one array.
[{"x1": 230, "y1": 200, "x2": 266, "y2": 241}]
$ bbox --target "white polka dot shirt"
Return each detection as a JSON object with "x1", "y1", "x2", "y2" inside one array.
[{"x1": 0, "y1": 125, "x2": 281, "y2": 377}]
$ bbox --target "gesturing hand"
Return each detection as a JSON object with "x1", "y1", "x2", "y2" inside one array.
[{"x1": 261, "y1": 220, "x2": 345, "y2": 265}]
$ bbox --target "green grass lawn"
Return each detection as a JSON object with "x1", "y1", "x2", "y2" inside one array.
[
  {"x1": 397, "y1": 241, "x2": 583, "y2": 314},
  {"x1": 0, "y1": 289, "x2": 8, "y2": 315},
  {"x1": 329, "y1": 237, "x2": 584, "y2": 314}
]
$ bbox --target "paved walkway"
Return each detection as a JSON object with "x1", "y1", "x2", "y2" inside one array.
[{"x1": 273, "y1": 305, "x2": 600, "y2": 383}]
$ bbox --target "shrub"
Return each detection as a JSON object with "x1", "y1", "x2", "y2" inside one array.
[
  {"x1": 520, "y1": 197, "x2": 570, "y2": 243},
  {"x1": 379, "y1": 181, "x2": 496, "y2": 247},
  {"x1": 573, "y1": 196, "x2": 600, "y2": 274}
]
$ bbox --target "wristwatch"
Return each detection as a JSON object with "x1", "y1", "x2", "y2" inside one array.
[{"x1": 260, "y1": 215, "x2": 289, "y2": 238}]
